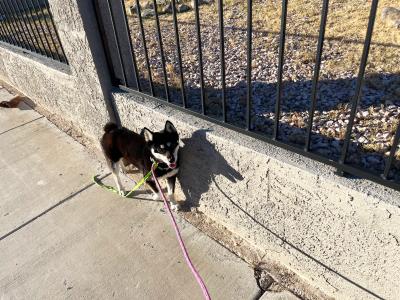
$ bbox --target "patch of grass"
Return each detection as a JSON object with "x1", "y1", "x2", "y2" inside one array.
[
  {"x1": 166, "y1": 63, "x2": 181, "y2": 87},
  {"x1": 153, "y1": 0, "x2": 394, "y2": 81}
]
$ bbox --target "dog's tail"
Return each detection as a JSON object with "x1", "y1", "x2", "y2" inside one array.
[{"x1": 104, "y1": 122, "x2": 118, "y2": 134}]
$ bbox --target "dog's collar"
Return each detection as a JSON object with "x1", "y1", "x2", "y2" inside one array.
[{"x1": 150, "y1": 157, "x2": 170, "y2": 170}]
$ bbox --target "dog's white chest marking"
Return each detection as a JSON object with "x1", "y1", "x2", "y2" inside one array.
[{"x1": 157, "y1": 168, "x2": 179, "y2": 180}]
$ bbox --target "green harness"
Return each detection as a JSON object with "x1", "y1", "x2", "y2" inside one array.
[{"x1": 93, "y1": 162, "x2": 158, "y2": 197}]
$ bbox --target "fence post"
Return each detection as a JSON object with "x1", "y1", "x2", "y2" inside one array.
[{"x1": 75, "y1": 0, "x2": 121, "y2": 126}]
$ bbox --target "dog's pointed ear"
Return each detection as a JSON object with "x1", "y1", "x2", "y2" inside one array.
[
  {"x1": 142, "y1": 128, "x2": 153, "y2": 142},
  {"x1": 165, "y1": 121, "x2": 177, "y2": 133}
]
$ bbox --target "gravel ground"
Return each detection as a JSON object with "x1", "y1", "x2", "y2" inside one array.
[{"x1": 125, "y1": 2, "x2": 400, "y2": 180}]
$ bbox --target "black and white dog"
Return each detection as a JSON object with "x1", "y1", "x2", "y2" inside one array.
[{"x1": 100, "y1": 121, "x2": 183, "y2": 210}]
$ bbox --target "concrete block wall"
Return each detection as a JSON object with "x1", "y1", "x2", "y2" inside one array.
[
  {"x1": 0, "y1": 1, "x2": 399, "y2": 299},
  {"x1": 114, "y1": 92, "x2": 400, "y2": 300},
  {"x1": 0, "y1": 0, "x2": 112, "y2": 141}
]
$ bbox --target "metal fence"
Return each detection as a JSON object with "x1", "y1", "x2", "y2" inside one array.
[
  {"x1": 95, "y1": 0, "x2": 400, "y2": 191},
  {"x1": 0, "y1": 0, "x2": 67, "y2": 64}
]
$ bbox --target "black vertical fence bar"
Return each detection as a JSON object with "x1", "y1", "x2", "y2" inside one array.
[
  {"x1": 29, "y1": 0, "x2": 62, "y2": 61},
  {"x1": 2, "y1": 1, "x2": 25, "y2": 48},
  {"x1": 105, "y1": 1, "x2": 136, "y2": 88},
  {"x1": 12, "y1": 0, "x2": 39, "y2": 53},
  {"x1": 0, "y1": 0, "x2": 67, "y2": 63},
  {"x1": 273, "y1": 0, "x2": 288, "y2": 139},
  {"x1": 0, "y1": 2, "x2": 21, "y2": 47},
  {"x1": 110, "y1": 0, "x2": 140, "y2": 88},
  {"x1": 304, "y1": 0, "x2": 329, "y2": 151},
  {"x1": 17, "y1": 0, "x2": 50, "y2": 57},
  {"x1": 28, "y1": 1, "x2": 54, "y2": 59},
  {"x1": 338, "y1": 0, "x2": 378, "y2": 166},
  {"x1": 382, "y1": 121, "x2": 400, "y2": 179},
  {"x1": 0, "y1": 25, "x2": 10, "y2": 43},
  {"x1": 27, "y1": 0, "x2": 58, "y2": 60},
  {"x1": 11, "y1": 0, "x2": 40, "y2": 53},
  {"x1": 152, "y1": 0, "x2": 169, "y2": 101},
  {"x1": 16, "y1": 0, "x2": 43, "y2": 53},
  {"x1": 3, "y1": 0, "x2": 32, "y2": 51},
  {"x1": 3, "y1": 0, "x2": 27, "y2": 49},
  {"x1": 135, "y1": 0, "x2": 154, "y2": 96},
  {"x1": 0, "y1": 16, "x2": 14, "y2": 44},
  {"x1": 106, "y1": 0, "x2": 127, "y2": 86},
  {"x1": 0, "y1": 20, "x2": 9, "y2": 42},
  {"x1": 193, "y1": 0, "x2": 206, "y2": 114},
  {"x1": 0, "y1": 19, "x2": 10, "y2": 42},
  {"x1": 218, "y1": 0, "x2": 227, "y2": 122},
  {"x1": 42, "y1": 0, "x2": 67, "y2": 63},
  {"x1": 246, "y1": 0, "x2": 252, "y2": 130},
  {"x1": 94, "y1": 0, "x2": 119, "y2": 83},
  {"x1": 120, "y1": 0, "x2": 141, "y2": 91},
  {"x1": 171, "y1": 0, "x2": 187, "y2": 107}
]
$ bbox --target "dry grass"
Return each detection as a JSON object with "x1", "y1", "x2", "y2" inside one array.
[
  {"x1": 242, "y1": 0, "x2": 398, "y2": 76},
  {"x1": 166, "y1": 62, "x2": 181, "y2": 87},
  {"x1": 140, "y1": 0, "x2": 400, "y2": 76}
]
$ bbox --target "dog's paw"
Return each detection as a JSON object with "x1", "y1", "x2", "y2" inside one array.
[
  {"x1": 168, "y1": 193, "x2": 176, "y2": 202},
  {"x1": 118, "y1": 190, "x2": 126, "y2": 197},
  {"x1": 168, "y1": 194, "x2": 181, "y2": 211},
  {"x1": 152, "y1": 193, "x2": 160, "y2": 200},
  {"x1": 170, "y1": 203, "x2": 180, "y2": 211}
]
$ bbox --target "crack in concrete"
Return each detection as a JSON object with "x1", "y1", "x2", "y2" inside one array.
[
  {"x1": 0, "y1": 116, "x2": 44, "y2": 136},
  {"x1": 389, "y1": 233, "x2": 400, "y2": 246},
  {"x1": 322, "y1": 273, "x2": 340, "y2": 293},
  {"x1": 254, "y1": 266, "x2": 275, "y2": 295},
  {"x1": 0, "y1": 173, "x2": 110, "y2": 242}
]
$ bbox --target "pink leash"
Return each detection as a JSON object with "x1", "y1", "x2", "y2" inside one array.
[{"x1": 151, "y1": 165, "x2": 211, "y2": 300}]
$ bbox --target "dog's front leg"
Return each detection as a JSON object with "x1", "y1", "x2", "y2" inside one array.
[
  {"x1": 167, "y1": 176, "x2": 179, "y2": 211},
  {"x1": 147, "y1": 180, "x2": 160, "y2": 200}
]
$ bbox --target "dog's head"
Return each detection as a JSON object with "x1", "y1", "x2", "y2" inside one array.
[{"x1": 142, "y1": 121, "x2": 183, "y2": 169}]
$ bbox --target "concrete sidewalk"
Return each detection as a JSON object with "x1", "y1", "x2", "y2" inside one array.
[{"x1": 0, "y1": 90, "x2": 260, "y2": 299}]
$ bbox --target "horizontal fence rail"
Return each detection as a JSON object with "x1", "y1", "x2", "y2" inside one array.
[
  {"x1": 0, "y1": 0, "x2": 67, "y2": 64},
  {"x1": 95, "y1": 0, "x2": 400, "y2": 191}
]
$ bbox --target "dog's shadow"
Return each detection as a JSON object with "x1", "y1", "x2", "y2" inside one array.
[{"x1": 178, "y1": 129, "x2": 244, "y2": 210}]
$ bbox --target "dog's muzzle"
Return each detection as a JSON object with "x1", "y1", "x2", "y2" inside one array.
[{"x1": 167, "y1": 153, "x2": 177, "y2": 169}]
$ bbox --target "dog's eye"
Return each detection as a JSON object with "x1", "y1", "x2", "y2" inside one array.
[{"x1": 156, "y1": 147, "x2": 166, "y2": 153}]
